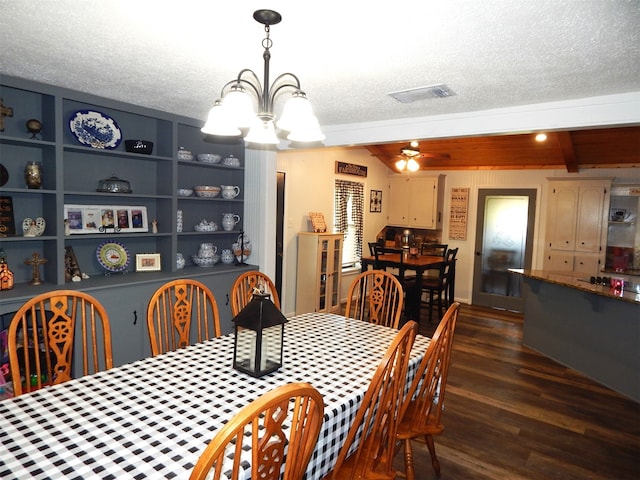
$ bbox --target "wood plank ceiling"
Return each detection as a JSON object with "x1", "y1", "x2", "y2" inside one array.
[{"x1": 365, "y1": 126, "x2": 640, "y2": 172}]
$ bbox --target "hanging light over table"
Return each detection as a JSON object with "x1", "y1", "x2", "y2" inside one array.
[{"x1": 201, "y1": 9, "x2": 324, "y2": 146}]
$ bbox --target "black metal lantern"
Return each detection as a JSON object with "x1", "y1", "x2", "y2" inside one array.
[{"x1": 232, "y1": 292, "x2": 287, "y2": 377}]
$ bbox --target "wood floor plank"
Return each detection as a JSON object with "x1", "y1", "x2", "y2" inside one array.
[{"x1": 393, "y1": 304, "x2": 640, "y2": 480}]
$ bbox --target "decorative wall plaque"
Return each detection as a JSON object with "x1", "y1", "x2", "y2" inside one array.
[{"x1": 0, "y1": 197, "x2": 16, "y2": 236}]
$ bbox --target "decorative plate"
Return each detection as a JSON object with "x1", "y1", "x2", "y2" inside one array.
[
  {"x1": 96, "y1": 241, "x2": 130, "y2": 272},
  {"x1": 69, "y1": 110, "x2": 122, "y2": 149}
]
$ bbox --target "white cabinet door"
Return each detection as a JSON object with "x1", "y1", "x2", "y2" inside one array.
[
  {"x1": 388, "y1": 177, "x2": 411, "y2": 225},
  {"x1": 575, "y1": 185, "x2": 606, "y2": 252},
  {"x1": 547, "y1": 184, "x2": 579, "y2": 251},
  {"x1": 573, "y1": 254, "x2": 600, "y2": 275},
  {"x1": 543, "y1": 251, "x2": 574, "y2": 272}
]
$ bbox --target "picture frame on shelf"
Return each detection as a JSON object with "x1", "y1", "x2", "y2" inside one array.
[
  {"x1": 64, "y1": 204, "x2": 149, "y2": 234},
  {"x1": 135, "y1": 253, "x2": 161, "y2": 272}
]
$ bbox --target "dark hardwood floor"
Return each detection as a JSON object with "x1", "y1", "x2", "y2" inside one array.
[{"x1": 393, "y1": 304, "x2": 640, "y2": 479}]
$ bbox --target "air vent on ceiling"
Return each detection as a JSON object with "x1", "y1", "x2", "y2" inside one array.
[{"x1": 387, "y1": 84, "x2": 456, "y2": 103}]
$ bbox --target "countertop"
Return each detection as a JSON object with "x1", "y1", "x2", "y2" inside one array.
[{"x1": 510, "y1": 269, "x2": 640, "y2": 305}]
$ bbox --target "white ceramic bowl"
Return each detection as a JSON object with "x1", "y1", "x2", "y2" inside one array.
[
  {"x1": 197, "y1": 153, "x2": 222, "y2": 164},
  {"x1": 192, "y1": 255, "x2": 220, "y2": 267},
  {"x1": 194, "y1": 222, "x2": 219, "y2": 232},
  {"x1": 177, "y1": 188, "x2": 193, "y2": 197},
  {"x1": 194, "y1": 186, "x2": 221, "y2": 198}
]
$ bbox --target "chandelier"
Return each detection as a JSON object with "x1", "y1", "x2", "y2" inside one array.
[
  {"x1": 201, "y1": 9, "x2": 324, "y2": 146},
  {"x1": 395, "y1": 141, "x2": 421, "y2": 172}
]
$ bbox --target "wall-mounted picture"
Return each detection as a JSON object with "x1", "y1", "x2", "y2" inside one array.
[
  {"x1": 135, "y1": 253, "x2": 161, "y2": 272},
  {"x1": 64, "y1": 204, "x2": 148, "y2": 234},
  {"x1": 370, "y1": 190, "x2": 382, "y2": 213}
]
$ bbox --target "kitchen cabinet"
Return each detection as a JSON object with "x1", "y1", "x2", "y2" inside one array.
[
  {"x1": 605, "y1": 184, "x2": 640, "y2": 274},
  {"x1": 296, "y1": 232, "x2": 343, "y2": 314},
  {"x1": 387, "y1": 175, "x2": 444, "y2": 229},
  {"x1": 543, "y1": 178, "x2": 611, "y2": 275},
  {"x1": 0, "y1": 75, "x2": 254, "y2": 364}
]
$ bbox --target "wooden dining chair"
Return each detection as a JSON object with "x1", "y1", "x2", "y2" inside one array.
[
  {"x1": 189, "y1": 382, "x2": 324, "y2": 480},
  {"x1": 230, "y1": 271, "x2": 280, "y2": 316},
  {"x1": 7, "y1": 290, "x2": 113, "y2": 396},
  {"x1": 323, "y1": 320, "x2": 418, "y2": 480},
  {"x1": 146, "y1": 279, "x2": 221, "y2": 356},
  {"x1": 396, "y1": 302, "x2": 459, "y2": 479},
  {"x1": 344, "y1": 269, "x2": 404, "y2": 329},
  {"x1": 421, "y1": 247, "x2": 458, "y2": 323}
]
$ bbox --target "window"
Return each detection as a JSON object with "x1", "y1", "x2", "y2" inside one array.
[{"x1": 335, "y1": 180, "x2": 364, "y2": 268}]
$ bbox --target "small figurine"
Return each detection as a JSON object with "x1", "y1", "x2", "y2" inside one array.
[
  {"x1": 152, "y1": 219, "x2": 158, "y2": 234},
  {"x1": 64, "y1": 219, "x2": 71, "y2": 236}
]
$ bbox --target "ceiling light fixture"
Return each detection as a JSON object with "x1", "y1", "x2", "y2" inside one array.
[
  {"x1": 201, "y1": 9, "x2": 324, "y2": 146},
  {"x1": 535, "y1": 133, "x2": 547, "y2": 142},
  {"x1": 396, "y1": 141, "x2": 421, "y2": 171}
]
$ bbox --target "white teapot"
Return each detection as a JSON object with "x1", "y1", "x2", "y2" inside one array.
[{"x1": 220, "y1": 185, "x2": 240, "y2": 199}]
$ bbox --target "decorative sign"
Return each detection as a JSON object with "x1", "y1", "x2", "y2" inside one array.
[
  {"x1": 308, "y1": 212, "x2": 327, "y2": 233},
  {"x1": 0, "y1": 196, "x2": 16, "y2": 236},
  {"x1": 335, "y1": 161, "x2": 367, "y2": 177},
  {"x1": 370, "y1": 190, "x2": 382, "y2": 212},
  {"x1": 449, "y1": 187, "x2": 469, "y2": 240}
]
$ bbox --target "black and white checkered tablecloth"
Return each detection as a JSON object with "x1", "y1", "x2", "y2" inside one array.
[{"x1": 0, "y1": 313, "x2": 430, "y2": 480}]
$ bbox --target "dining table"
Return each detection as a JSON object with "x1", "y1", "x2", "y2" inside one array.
[
  {"x1": 0, "y1": 312, "x2": 430, "y2": 480},
  {"x1": 361, "y1": 253, "x2": 450, "y2": 323}
]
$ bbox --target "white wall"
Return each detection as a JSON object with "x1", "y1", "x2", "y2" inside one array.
[
  {"x1": 276, "y1": 148, "x2": 639, "y2": 314},
  {"x1": 276, "y1": 147, "x2": 391, "y2": 315}
]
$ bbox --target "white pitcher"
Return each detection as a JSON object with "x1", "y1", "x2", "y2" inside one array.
[
  {"x1": 198, "y1": 243, "x2": 217, "y2": 258},
  {"x1": 220, "y1": 185, "x2": 240, "y2": 199},
  {"x1": 221, "y1": 213, "x2": 240, "y2": 231}
]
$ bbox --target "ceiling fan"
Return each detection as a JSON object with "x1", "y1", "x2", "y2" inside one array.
[{"x1": 394, "y1": 141, "x2": 450, "y2": 171}]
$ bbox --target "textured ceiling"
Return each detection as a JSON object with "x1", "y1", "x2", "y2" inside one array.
[{"x1": 1, "y1": 0, "x2": 639, "y2": 135}]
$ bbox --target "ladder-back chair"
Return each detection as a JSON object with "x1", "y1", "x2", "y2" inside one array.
[
  {"x1": 230, "y1": 271, "x2": 280, "y2": 316},
  {"x1": 8, "y1": 290, "x2": 113, "y2": 396},
  {"x1": 323, "y1": 320, "x2": 418, "y2": 480},
  {"x1": 344, "y1": 269, "x2": 404, "y2": 329},
  {"x1": 396, "y1": 302, "x2": 460, "y2": 479},
  {"x1": 189, "y1": 382, "x2": 324, "y2": 480},
  {"x1": 146, "y1": 279, "x2": 221, "y2": 356}
]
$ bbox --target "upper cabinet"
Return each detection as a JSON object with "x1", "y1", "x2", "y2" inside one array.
[
  {"x1": 387, "y1": 175, "x2": 445, "y2": 229},
  {"x1": 605, "y1": 184, "x2": 640, "y2": 274},
  {"x1": 543, "y1": 178, "x2": 611, "y2": 275}
]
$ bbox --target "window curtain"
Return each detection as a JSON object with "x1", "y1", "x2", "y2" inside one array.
[{"x1": 335, "y1": 179, "x2": 364, "y2": 259}]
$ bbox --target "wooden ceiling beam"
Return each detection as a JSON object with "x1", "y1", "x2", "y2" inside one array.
[{"x1": 556, "y1": 131, "x2": 579, "y2": 173}]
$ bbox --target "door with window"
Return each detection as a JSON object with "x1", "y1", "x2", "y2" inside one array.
[{"x1": 472, "y1": 189, "x2": 537, "y2": 312}]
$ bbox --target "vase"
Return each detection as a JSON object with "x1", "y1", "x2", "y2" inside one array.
[
  {"x1": 221, "y1": 213, "x2": 240, "y2": 231},
  {"x1": 221, "y1": 249, "x2": 234, "y2": 264},
  {"x1": 25, "y1": 161, "x2": 42, "y2": 189},
  {"x1": 176, "y1": 253, "x2": 185, "y2": 269}
]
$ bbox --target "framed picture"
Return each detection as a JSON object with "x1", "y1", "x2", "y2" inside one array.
[
  {"x1": 64, "y1": 204, "x2": 148, "y2": 234},
  {"x1": 370, "y1": 190, "x2": 382, "y2": 213},
  {"x1": 135, "y1": 253, "x2": 161, "y2": 272}
]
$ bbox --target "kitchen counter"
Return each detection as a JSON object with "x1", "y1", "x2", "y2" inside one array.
[
  {"x1": 509, "y1": 269, "x2": 640, "y2": 305},
  {"x1": 512, "y1": 269, "x2": 639, "y2": 402}
]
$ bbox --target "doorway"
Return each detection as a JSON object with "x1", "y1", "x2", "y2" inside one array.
[
  {"x1": 472, "y1": 189, "x2": 537, "y2": 312},
  {"x1": 275, "y1": 172, "x2": 285, "y2": 300}
]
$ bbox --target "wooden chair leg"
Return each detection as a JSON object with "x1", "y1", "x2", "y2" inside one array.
[
  {"x1": 403, "y1": 438, "x2": 416, "y2": 480},
  {"x1": 425, "y1": 434, "x2": 441, "y2": 477}
]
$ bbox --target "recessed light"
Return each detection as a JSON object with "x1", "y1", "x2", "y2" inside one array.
[{"x1": 535, "y1": 133, "x2": 547, "y2": 142}]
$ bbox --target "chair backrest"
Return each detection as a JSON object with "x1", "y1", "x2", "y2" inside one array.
[
  {"x1": 399, "y1": 302, "x2": 459, "y2": 431},
  {"x1": 327, "y1": 321, "x2": 418, "y2": 479},
  {"x1": 8, "y1": 290, "x2": 113, "y2": 396},
  {"x1": 146, "y1": 279, "x2": 221, "y2": 356},
  {"x1": 344, "y1": 270, "x2": 404, "y2": 328},
  {"x1": 421, "y1": 243, "x2": 448, "y2": 257},
  {"x1": 231, "y1": 271, "x2": 280, "y2": 316},
  {"x1": 189, "y1": 382, "x2": 324, "y2": 480}
]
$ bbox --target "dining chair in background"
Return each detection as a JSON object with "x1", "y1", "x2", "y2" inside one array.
[
  {"x1": 323, "y1": 320, "x2": 418, "y2": 480},
  {"x1": 344, "y1": 269, "x2": 404, "y2": 329},
  {"x1": 230, "y1": 271, "x2": 280, "y2": 316},
  {"x1": 189, "y1": 382, "x2": 324, "y2": 480},
  {"x1": 146, "y1": 279, "x2": 221, "y2": 356},
  {"x1": 7, "y1": 290, "x2": 113, "y2": 396},
  {"x1": 420, "y1": 247, "x2": 458, "y2": 323},
  {"x1": 396, "y1": 302, "x2": 460, "y2": 480}
]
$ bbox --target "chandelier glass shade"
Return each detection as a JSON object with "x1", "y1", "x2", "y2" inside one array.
[
  {"x1": 395, "y1": 140, "x2": 421, "y2": 171},
  {"x1": 201, "y1": 10, "x2": 324, "y2": 146}
]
